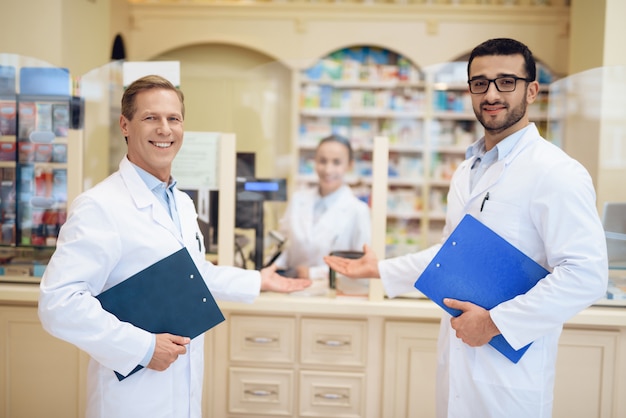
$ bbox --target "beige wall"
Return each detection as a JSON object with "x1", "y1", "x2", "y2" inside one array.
[
  {"x1": 568, "y1": 0, "x2": 606, "y2": 74},
  {"x1": 0, "y1": 0, "x2": 64, "y2": 67},
  {"x1": 1, "y1": 0, "x2": 111, "y2": 76},
  {"x1": 125, "y1": 4, "x2": 571, "y2": 75}
]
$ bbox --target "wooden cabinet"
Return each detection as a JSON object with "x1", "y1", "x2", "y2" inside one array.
[
  {"x1": 553, "y1": 328, "x2": 620, "y2": 418},
  {"x1": 382, "y1": 321, "x2": 439, "y2": 418},
  {"x1": 0, "y1": 304, "x2": 88, "y2": 418},
  {"x1": 226, "y1": 314, "x2": 297, "y2": 416},
  {"x1": 381, "y1": 320, "x2": 624, "y2": 418},
  {"x1": 2, "y1": 292, "x2": 626, "y2": 418},
  {"x1": 225, "y1": 313, "x2": 368, "y2": 417}
]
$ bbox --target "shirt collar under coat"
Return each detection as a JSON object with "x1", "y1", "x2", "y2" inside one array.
[
  {"x1": 465, "y1": 123, "x2": 531, "y2": 164},
  {"x1": 118, "y1": 156, "x2": 181, "y2": 239},
  {"x1": 302, "y1": 184, "x2": 354, "y2": 232},
  {"x1": 315, "y1": 185, "x2": 344, "y2": 212},
  {"x1": 461, "y1": 123, "x2": 539, "y2": 199}
]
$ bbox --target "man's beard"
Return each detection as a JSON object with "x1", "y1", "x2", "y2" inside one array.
[{"x1": 474, "y1": 98, "x2": 527, "y2": 135}]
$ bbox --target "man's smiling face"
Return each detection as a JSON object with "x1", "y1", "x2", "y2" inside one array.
[
  {"x1": 120, "y1": 88, "x2": 184, "y2": 182},
  {"x1": 469, "y1": 53, "x2": 538, "y2": 148}
]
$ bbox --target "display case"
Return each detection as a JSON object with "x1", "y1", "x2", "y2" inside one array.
[{"x1": 0, "y1": 55, "x2": 83, "y2": 281}]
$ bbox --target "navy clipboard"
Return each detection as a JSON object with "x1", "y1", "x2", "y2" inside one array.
[
  {"x1": 96, "y1": 248, "x2": 225, "y2": 380},
  {"x1": 414, "y1": 214, "x2": 549, "y2": 363}
]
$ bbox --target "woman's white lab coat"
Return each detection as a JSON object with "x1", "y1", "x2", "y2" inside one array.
[
  {"x1": 39, "y1": 157, "x2": 261, "y2": 418},
  {"x1": 275, "y1": 185, "x2": 370, "y2": 280},
  {"x1": 379, "y1": 124, "x2": 608, "y2": 418}
]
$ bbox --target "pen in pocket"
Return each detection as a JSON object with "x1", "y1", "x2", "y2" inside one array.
[{"x1": 480, "y1": 192, "x2": 490, "y2": 212}]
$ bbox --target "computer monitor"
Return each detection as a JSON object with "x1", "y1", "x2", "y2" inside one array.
[
  {"x1": 190, "y1": 152, "x2": 257, "y2": 253},
  {"x1": 236, "y1": 152, "x2": 255, "y2": 178},
  {"x1": 181, "y1": 189, "x2": 219, "y2": 254}
]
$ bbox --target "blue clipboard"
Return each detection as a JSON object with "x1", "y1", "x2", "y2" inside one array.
[
  {"x1": 414, "y1": 214, "x2": 549, "y2": 363},
  {"x1": 96, "y1": 247, "x2": 225, "y2": 380}
]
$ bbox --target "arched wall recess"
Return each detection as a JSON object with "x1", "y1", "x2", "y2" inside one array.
[
  {"x1": 148, "y1": 43, "x2": 292, "y2": 178},
  {"x1": 147, "y1": 39, "x2": 286, "y2": 71},
  {"x1": 134, "y1": 36, "x2": 423, "y2": 75},
  {"x1": 297, "y1": 42, "x2": 422, "y2": 74}
]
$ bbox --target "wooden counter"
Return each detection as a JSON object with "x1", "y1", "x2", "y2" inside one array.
[
  {"x1": 4, "y1": 282, "x2": 625, "y2": 325},
  {"x1": 2, "y1": 283, "x2": 626, "y2": 418}
]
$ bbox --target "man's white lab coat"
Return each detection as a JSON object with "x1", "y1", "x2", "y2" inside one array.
[
  {"x1": 379, "y1": 124, "x2": 608, "y2": 418},
  {"x1": 39, "y1": 157, "x2": 261, "y2": 418}
]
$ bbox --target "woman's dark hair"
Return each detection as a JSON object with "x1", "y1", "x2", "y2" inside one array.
[
  {"x1": 467, "y1": 38, "x2": 536, "y2": 81},
  {"x1": 317, "y1": 134, "x2": 354, "y2": 162}
]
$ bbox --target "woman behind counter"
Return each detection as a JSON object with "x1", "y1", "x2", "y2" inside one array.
[{"x1": 273, "y1": 134, "x2": 371, "y2": 296}]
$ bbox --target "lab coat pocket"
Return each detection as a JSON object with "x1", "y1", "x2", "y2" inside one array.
[
  {"x1": 478, "y1": 198, "x2": 521, "y2": 245},
  {"x1": 473, "y1": 336, "x2": 545, "y2": 391}
]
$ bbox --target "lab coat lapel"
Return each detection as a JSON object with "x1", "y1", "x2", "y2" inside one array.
[
  {"x1": 118, "y1": 157, "x2": 182, "y2": 240},
  {"x1": 176, "y1": 191, "x2": 199, "y2": 244},
  {"x1": 313, "y1": 186, "x2": 351, "y2": 242},
  {"x1": 471, "y1": 160, "x2": 505, "y2": 199},
  {"x1": 465, "y1": 124, "x2": 539, "y2": 206},
  {"x1": 295, "y1": 189, "x2": 316, "y2": 240}
]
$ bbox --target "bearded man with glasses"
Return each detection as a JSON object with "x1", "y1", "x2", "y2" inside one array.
[{"x1": 325, "y1": 38, "x2": 608, "y2": 417}]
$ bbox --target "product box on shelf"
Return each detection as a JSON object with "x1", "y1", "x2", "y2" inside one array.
[
  {"x1": 0, "y1": 142, "x2": 16, "y2": 161},
  {"x1": 0, "y1": 100, "x2": 16, "y2": 136},
  {"x1": 0, "y1": 65, "x2": 16, "y2": 96}
]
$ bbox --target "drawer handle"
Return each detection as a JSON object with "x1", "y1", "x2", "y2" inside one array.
[
  {"x1": 245, "y1": 336, "x2": 277, "y2": 344},
  {"x1": 244, "y1": 389, "x2": 277, "y2": 397},
  {"x1": 315, "y1": 392, "x2": 349, "y2": 400},
  {"x1": 316, "y1": 339, "x2": 350, "y2": 347}
]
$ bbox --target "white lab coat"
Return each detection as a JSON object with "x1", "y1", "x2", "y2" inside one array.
[
  {"x1": 275, "y1": 185, "x2": 370, "y2": 280},
  {"x1": 379, "y1": 124, "x2": 608, "y2": 418},
  {"x1": 39, "y1": 157, "x2": 261, "y2": 418}
]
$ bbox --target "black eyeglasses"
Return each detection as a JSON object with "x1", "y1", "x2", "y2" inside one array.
[{"x1": 467, "y1": 76, "x2": 532, "y2": 94}]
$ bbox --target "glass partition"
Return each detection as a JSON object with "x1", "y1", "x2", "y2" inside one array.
[{"x1": 548, "y1": 66, "x2": 626, "y2": 302}]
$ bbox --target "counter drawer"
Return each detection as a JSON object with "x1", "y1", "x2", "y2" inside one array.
[
  {"x1": 228, "y1": 367, "x2": 294, "y2": 416},
  {"x1": 229, "y1": 314, "x2": 295, "y2": 363},
  {"x1": 300, "y1": 318, "x2": 367, "y2": 367},
  {"x1": 299, "y1": 370, "x2": 365, "y2": 417}
]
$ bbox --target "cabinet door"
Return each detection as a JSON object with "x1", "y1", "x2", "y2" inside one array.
[
  {"x1": 382, "y1": 321, "x2": 438, "y2": 418},
  {"x1": 553, "y1": 328, "x2": 619, "y2": 418},
  {"x1": 0, "y1": 305, "x2": 87, "y2": 418}
]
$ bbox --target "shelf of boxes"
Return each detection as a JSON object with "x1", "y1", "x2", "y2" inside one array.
[{"x1": 296, "y1": 47, "x2": 429, "y2": 256}]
